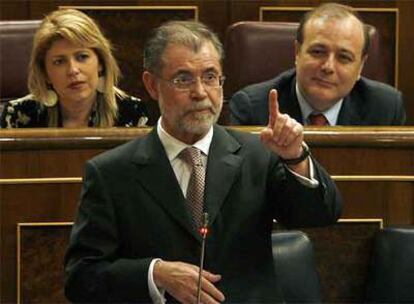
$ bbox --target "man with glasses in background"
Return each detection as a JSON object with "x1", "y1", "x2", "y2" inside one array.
[{"x1": 64, "y1": 20, "x2": 342, "y2": 303}]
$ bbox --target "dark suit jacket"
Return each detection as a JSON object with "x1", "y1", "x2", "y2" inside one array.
[
  {"x1": 64, "y1": 125, "x2": 342, "y2": 303},
  {"x1": 230, "y1": 69, "x2": 406, "y2": 126}
]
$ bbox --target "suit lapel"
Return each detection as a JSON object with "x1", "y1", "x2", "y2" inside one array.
[
  {"x1": 337, "y1": 95, "x2": 363, "y2": 125},
  {"x1": 278, "y1": 73, "x2": 304, "y2": 124},
  {"x1": 204, "y1": 125, "x2": 243, "y2": 226},
  {"x1": 131, "y1": 129, "x2": 199, "y2": 241}
]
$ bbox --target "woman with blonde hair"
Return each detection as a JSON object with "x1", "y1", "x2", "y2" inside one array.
[{"x1": 1, "y1": 9, "x2": 148, "y2": 128}]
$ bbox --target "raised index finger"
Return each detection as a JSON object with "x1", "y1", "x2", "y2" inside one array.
[{"x1": 267, "y1": 89, "x2": 279, "y2": 128}]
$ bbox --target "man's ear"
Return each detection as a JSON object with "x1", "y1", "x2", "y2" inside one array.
[
  {"x1": 357, "y1": 54, "x2": 368, "y2": 79},
  {"x1": 142, "y1": 71, "x2": 159, "y2": 100},
  {"x1": 294, "y1": 40, "x2": 301, "y2": 64}
]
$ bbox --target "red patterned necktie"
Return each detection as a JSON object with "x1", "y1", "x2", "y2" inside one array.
[
  {"x1": 180, "y1": 147, "x2": 205, "y2": 230},
  {"x1": 309, "y1": 113, "x2": 329, "y2": 126}
]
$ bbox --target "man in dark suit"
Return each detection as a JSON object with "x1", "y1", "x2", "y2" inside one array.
[
  {"x1": 230, "y1": 3, "x2": 406, "y2": 126},
  {"x1": 65, "y1": 20, "x2": 342, "y2": 303}
]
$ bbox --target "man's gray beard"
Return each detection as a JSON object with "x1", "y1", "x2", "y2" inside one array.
[{"x1": 178, "y1": 110, "x2": 220, "y2": 135}]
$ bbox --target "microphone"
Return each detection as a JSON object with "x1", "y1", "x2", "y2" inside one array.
[{"x1": 196, "y1": 212, "x2": 209, "y2": 304}]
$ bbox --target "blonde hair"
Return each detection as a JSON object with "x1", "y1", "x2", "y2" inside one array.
[{"x1": 28, "y1": 8, "x2": 125, "y2": 127}]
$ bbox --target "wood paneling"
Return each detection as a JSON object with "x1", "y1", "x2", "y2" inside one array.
[
  {"x1": 1, "y1": 183, "x2": 81, "y2": 303},
  {"x1": 0, "y1": 1, "x2": 30, "y2": 19},
  {"x1": 337, "y1": 181, "x2": 414, "y2": 225},
  {"x1": 18, "y1": 223, "x2": 72, "y2": 303},
  {"x1": 302, "y1": 220, "x2": 382, "y2": 303},
  {"x1": 396, "y1": 0, "x2": 414, "y2": 124},
  {"x1": 15, "y1": 220, "x2": 381, "y2": 303}
]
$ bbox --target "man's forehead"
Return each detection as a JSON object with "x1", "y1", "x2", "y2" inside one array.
[
  {"x1": 161, "y1": 42, "x2": 221, "y2": 72},
  {"x1": 163, "y1": 42, "x2": 219, "y2": 58},
  {"x1": 303, "y1": 16, "x2": 364, "y2": 52},
  {"x1": 305, "y1": 15, "x2": 364, "y2": 39}
]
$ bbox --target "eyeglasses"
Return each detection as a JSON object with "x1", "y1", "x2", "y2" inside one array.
[{"x1": 159, "y1": 73, "x2": 226, "y2": 91}]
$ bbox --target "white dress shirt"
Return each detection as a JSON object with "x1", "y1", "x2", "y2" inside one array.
[
  {"x1": 296, "y1": 82, "x2": 343, "y2": 126},
  {"x1": 148, "y1": 120, "x2": 213, "y2": 303},
  {"x1": 148, "y1": 118, "x2": 317, "y2": 303}
]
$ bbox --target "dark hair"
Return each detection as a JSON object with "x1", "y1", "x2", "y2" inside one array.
[
  {"x1": 296, "y1": 3, "x2": 371, "y2": 57},
  {"x1": 143, "y1": 20, "x2": 224, "y2": 74}
]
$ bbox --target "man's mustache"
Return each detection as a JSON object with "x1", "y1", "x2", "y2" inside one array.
[{"x1": 187, "y1": 100, "x2": 217, "y2": 114}]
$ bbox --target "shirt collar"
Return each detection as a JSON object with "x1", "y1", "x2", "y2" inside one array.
[
  {"x1": 157, "y1": 117, "x2": 213, "y2": 162},
  {"x1": 295, "y1": 82, "x2": 343, "y2": 126}
]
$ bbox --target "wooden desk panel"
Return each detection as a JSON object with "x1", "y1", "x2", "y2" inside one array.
[
  {"x1": 16, "y1": 220, "x2": 381, "y2": 304},
  {"x1": 337, "y1": 181, "x2": 414, "y2": 225},
  {"x1": 313, "y1": 146, "x2": 414, "y2": 175},
  {"x1": 0, "y1": 183, "x2": 80, "y2": 303},
  {"x1": 301, "y1": 220, "x2": 383, "y2": 303},
  {"x1": 0, "y1": 149, "x2": 101, "y2": 178}
]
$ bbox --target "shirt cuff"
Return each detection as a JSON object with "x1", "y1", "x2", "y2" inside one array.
[
  {"x1": 148, "y1": 258, "x2": 166, "y2": 304},
  {"x1": 286, "y1": 157, "x2": 319, "y2": 188}
]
